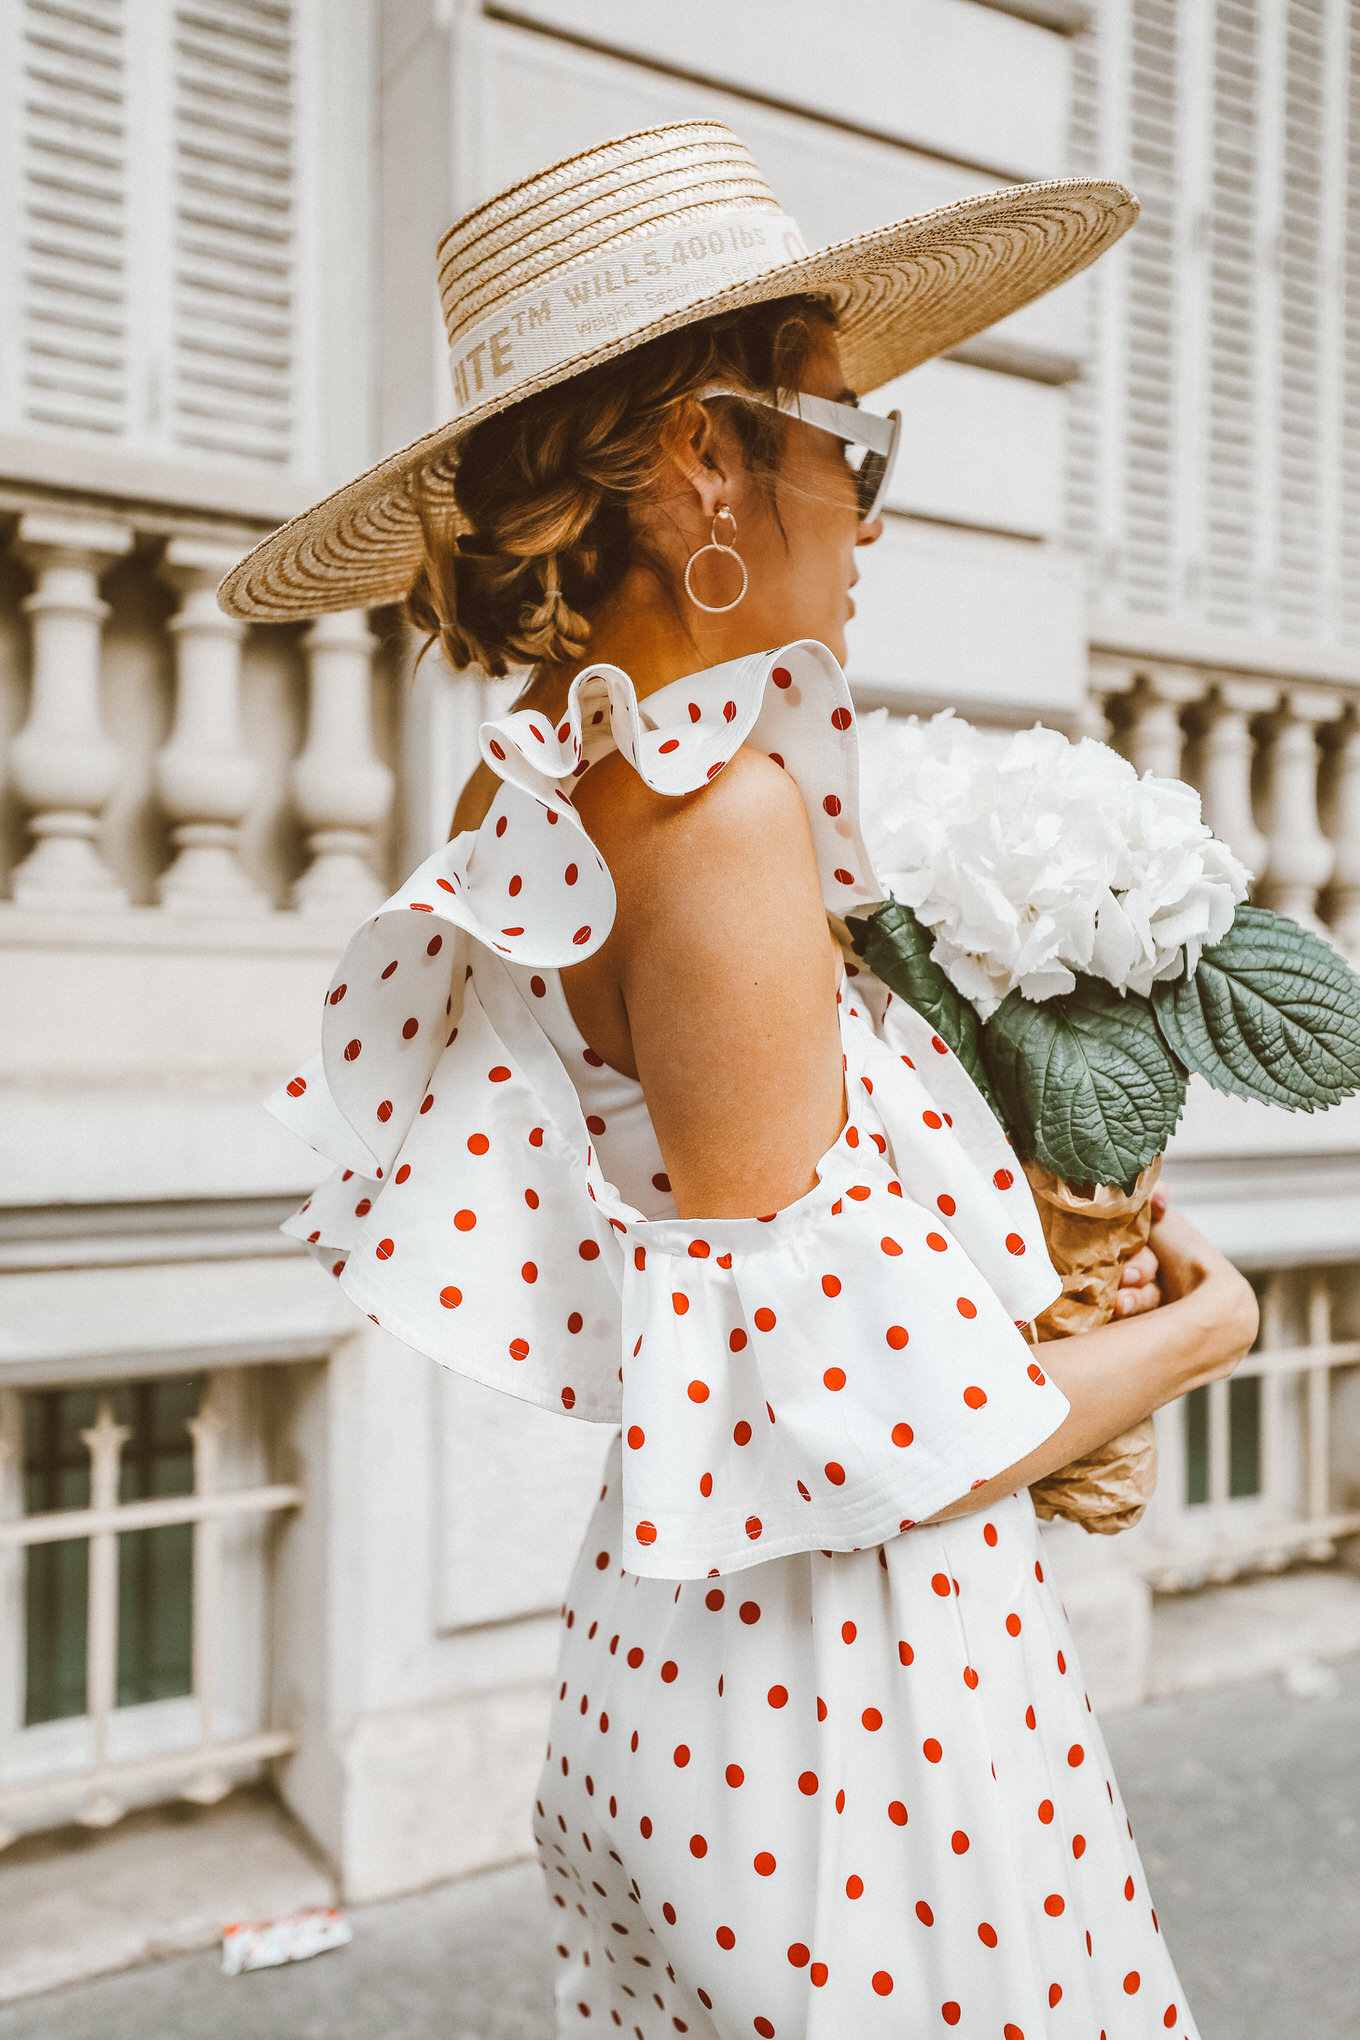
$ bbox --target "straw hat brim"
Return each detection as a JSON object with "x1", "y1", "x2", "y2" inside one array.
[{"x1": 218, "y1": 176, "x2": 1136, "y2": 622}]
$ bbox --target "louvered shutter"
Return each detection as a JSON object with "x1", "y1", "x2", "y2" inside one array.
[
  {"x1": 11, "y1": 0, "x2": 130, "y2": 440},
  {"x1": 1066, "y1": 0, "x2": 1360, "y2": 654},
  {"x1": 1, "y1": 0, "x2": 300, "y2": 471},
  {"x1": 170, "y1": 1, "x2": 297, "y2": 464}
]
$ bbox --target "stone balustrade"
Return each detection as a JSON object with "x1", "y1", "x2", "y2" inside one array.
[
  {"x1": 1093, "y1": 652, "x2": 1360, "y2": 952},
  {"x1": 0, "y1": 508, "x2": 399, "y2": 918}
]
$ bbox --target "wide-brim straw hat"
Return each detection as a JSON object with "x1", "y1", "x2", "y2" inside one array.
[{"x1": 218, "y1": 121, "x2": 1138, "y2": 623}]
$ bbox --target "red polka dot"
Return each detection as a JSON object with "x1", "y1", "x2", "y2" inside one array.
[
  {"x1": 931, "y1": 1573, "x2": 951, "y2": 1597},
  {"x1": 888, "y1": 1800, "x2": 908, "y2": 1825},
  {"x1": 926, "y1": 1232, "x2": 948, "y2": 1252},
  {"x1": 700, "y1": 1472, "x2": 713, "y2": 1497},
  {"x1": 1068, "y1": 1743, "x2": 1085, "y2": 1767},
  {"x1": 1163, "y1": 2008, "x2": 1177, "y2": 2029},
  {"x1": 823, "y1": 794, "x2": 841, "y2": 816},
  {"x1": 1124, "y1": 1973, "x2": 1141, "y2": 1995},
  {"x1": 978, "y1": 1922, "x2": 997, "y2": 1947},
  {"x1": 964, "y1": 1385, "x2": 988, "y2": 1409},
  {"x1": 983, "y1": 1522, "x2": 999, "y2": 1546},
  {"x1": 673, "y1": 1293, "x2": 690, "y2": 1316},
  {"x1": 454, "y1": 1208, "x2": 476, "y2": 1231},
  {"x1": 842, "y1": 1620, "x2": 857, "y2": 1643},
  {"x1": 626, "y1": 1425, "x2": 645, "y2": 1449},
  {"x1": 871, "y1": 1970, "x2": 893, "y2": 1996},
  {"x1": 439, "y1": 1286, "x2": 462, "y2": 1309},
  {"x1": 375, "y1": 1238, "x2": 394, "y2": 1260},
  {"x1": 994, "y1": 1167, "x2": 1014, "y2": 1189},
  {"x1": 822, "y1": 1273, "x2": 842, "y2": 1297},
  {"x1": 1038, "y1": 1799, "x2": 1054, "y2": 1824},
  {"x1": 1006, "y1": 1613, "x2": 1022, "y2": 1637},
  {"x1": 394, "y1": 1164, "x2": 411, "y2": 1184},
  {"x1": 846, "y1": 1873, "x2": 864, "y2": 1898},
  {"x1": 951, "y1": 1829, "x2": 969, "y2": 1854},
  {"x1": 1051, "y1": 1985, "x2": 1064, "y2": 2008},
  {"x1": 823, "y1": 1365, "x2": 846, "y2": 1390},
  {"x1": 733, "y1": 1419, "x2": 752, "y2": 1445},
  {"x1": 725, "y1": 1763, "x2": 744, "y2": 1786},
  {"x1": 687, "y1": 1379, "x2": 709, "y2": 1402},
  {"x1": 488, "y1": 1065, "x2": 511, "y2": 1084},
  {"x1": 1044, "y1": 1894, "x2": 1065, "y2": 1917},
  {"x1": 635, "y1": 1521, "x2": 656, "y2": 1545},
  {"x1": 942, "y1": 2004, "x2": 961, "y2": 2026},
  {"x1": 880, "y1": 1235, "x2": 903, "y2": 1256},
  {"x1": 344, "y1": 1039, "x2": 362, "y2": 1061},
  {"x1": 809, "y1": 1962, "x2": 828, "y2": 1987},
  {"x1": 937, "y1": 1192, "x2": 956, "y2": 1215},
  {"x1": 754, "y1": 1307, "x2": 776, "y2": 1331},
  {"x1": 863, "y1": 1707, "x2": 883, "y2": 1731},
  {"x1": 567, "y1": 1311, "x2": 583, "y2": 1334},
  {"x1": 798, "y1": 1771, "x2": 818, "y2": 1795},
  {"x1": 462, "y1": 1129, "x2": 487, "y2": 1152},
  {"x1": 689, "y1": 1833, "x2": 707, "y2": 1857},
  {"x1": 923, "y1": 1738, "x2": 942, "y2": 1763},
  {"x1": 957, "y1": 1297, "x2": 978, "y2": 1319},
  {"x1": 1006, "y1": 1231, "x2": 1027, "y2": 1254},
  {"x1": 1004, "y1": 2028, "x2": 1025, "y2": 2040},
  {"x1": 521, "y1": 1261, "x2": 538, "y2": 1284},
  {"x1": 916, "y1": 1901, "x2": 934, "y2": 1927},
  {"x1": 754, "y1": 2020, "x2": 774, "y2": 2038},
  {"x1": 963, "y1": 1666, "x2": 979, "y2": 1689},
  {"x1": 753, "y1": 1851, "x2": 776, "y2": 1876},
  {"x1": 772, "y1": 665, "x2": 792, "y2": 688},
  {"x1": 716, "y1": 1925, "x2": 735, "y2": 1949},
  {"x1": 739, "y1": 1601, "x2": 761, "y2": 1624},
  {"x1": 886, "y1": 1325, "x2": 909, "y2": 1349},
  {"x1": 892, "y1": 1422, "x2": 914, "y2": 1447},
  {"x1": 729, "y1": 1327, "x2": 748, "y2": 1351},
  {"x1": 824, "y1": 1461, "x2": 846, "y2": 1485},
  {"x1": 922, "y1": 1109, "x2": 943, "y2": 1129},
  {"x1": 509, "y1": 1335, "x2": 529, "y2": 1361},
  {"x1": 673, "y1": 1743, "x2": 690, "y2": 1767},
  {"x1": 745, "y1": 1514, "x2": 763, "y2": 1539},
  {"x1": 1073, "y1": 1835, "x2": 1087, "y2": 1859},
  {"x1": 1028, "y1": 1362, "x2": 1047, "y2": 1384}
]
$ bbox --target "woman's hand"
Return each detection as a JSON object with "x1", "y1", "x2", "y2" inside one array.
[{"x1": 1112, "y1": 1181, "x2": 1169, "y2": 1317}]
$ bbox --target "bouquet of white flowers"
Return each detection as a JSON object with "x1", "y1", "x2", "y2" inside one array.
[{"x1": 850, "y1": 708, "x2": 1360, "y2": 1532}]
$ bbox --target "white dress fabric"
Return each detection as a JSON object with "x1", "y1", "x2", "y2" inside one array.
[{"x1": 266, "y1": 640, "x2": 1198, "y2": 2039}]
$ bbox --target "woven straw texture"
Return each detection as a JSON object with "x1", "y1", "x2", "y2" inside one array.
[{"x1": 219, "y1": 121, "x2": 1138, "y2": 622}]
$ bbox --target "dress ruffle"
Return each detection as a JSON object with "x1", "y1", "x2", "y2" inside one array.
[{"x1": 266, "y1": 638, "x2": 1067, "y2": 1574}]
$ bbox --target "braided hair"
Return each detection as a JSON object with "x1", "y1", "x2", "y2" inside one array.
[{"x1": 407, "y1": 295, "x2": 833, "y2": 677}]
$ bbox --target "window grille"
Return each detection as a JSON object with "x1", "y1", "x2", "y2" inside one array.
[
  {"x1": 1140, "y1": 1265, "x2": 1360, "y2": 1589},
  {"x1": 0, "y1": 1370, "x2": 301, "y2": 1846}
]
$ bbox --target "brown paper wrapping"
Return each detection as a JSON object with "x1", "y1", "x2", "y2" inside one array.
[{"x1": 1021, "y1": 1154, "x2": 1162, "y2": 1534}]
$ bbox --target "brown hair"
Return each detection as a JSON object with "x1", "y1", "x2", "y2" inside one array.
[{"x1": 406, "y1": 294, "x2": 834, "y2": 678}]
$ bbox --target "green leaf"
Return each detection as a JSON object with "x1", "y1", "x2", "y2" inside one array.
[
  {"x1": 846, "y1": 898, "x2": 997, "y2": 1109},
  {"x1": 982, "y1": 977, "x2": 1187, "y2": 1194},
  {"x1": 1152, "y1": 903, "x2": 1360, "y2": 1111}
]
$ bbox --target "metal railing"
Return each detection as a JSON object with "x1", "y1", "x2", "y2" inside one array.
[{"x1": 0, "y1": 1386, "x2": 301, "y2": 1846}]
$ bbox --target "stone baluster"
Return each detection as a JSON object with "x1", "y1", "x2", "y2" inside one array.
[
  {"x1": 8, "y1": 512, "x2": 133, "y2": 908},
  {"x1": 1253, "y1": 686, "x2": 1343, "y2": 933},
  {"x1": 155, "y1": 538, "x2": 265, "y2": 912},
  {"x1": 292, "y1": 609, "x2": 393, "y2": 912},
  {"x1": 1181, "y1": 677, "x2": 1273, "y2": 882},
  {"x1": 1320, "y1": 701, "x2": 1360, "y2": 959},
  {"x1": 1110, "y1": 669, "x2": 1198, "y2": 780}
]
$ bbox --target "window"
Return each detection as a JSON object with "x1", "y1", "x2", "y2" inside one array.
[{"x1": 23, "y1": 1377, "x2": 201, "y2": 1726}]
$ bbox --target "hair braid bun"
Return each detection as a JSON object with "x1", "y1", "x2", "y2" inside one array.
[{"x1": 408, "y1": 294, "x2": 833, "y2": 677}]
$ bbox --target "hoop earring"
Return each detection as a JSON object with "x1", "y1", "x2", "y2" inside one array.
[{"x1": 683, "y1": 507, "x2": 748, "y2": 615}]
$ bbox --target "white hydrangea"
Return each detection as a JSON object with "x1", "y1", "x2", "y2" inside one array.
[{"x1": 857, "y1": 707, "x2": 1252, "y2": 1021}]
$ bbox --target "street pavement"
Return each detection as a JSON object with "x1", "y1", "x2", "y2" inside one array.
[{"x1": 4, "y1": 1656, "x2": 1356, "y2": 2040}]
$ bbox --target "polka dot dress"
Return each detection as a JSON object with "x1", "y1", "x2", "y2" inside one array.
[{"x1": 264, "y1": 639, "x2": 1199, "y2": 2038}]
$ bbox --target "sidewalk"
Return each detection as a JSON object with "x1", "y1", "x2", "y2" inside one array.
[{"x1": 4, "y1": 1655, "x2": 1356, "y2": 2040}]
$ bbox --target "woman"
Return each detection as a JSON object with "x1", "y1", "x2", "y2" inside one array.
[{"x1": 224, "y1": 125, "x2": 1258, "y2": 2039}]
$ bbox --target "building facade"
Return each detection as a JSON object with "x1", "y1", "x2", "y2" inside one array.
[{"x1": 2, "y1": 0, "x2": 1359, "y2": 1927}]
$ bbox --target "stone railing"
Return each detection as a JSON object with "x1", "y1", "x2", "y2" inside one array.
[
  {"x1": 1090, "y1": 651, "x2": 1360, "y2": 953},
  {"x1": 0, "y1": 508, "x2": 397, "y2": 918}
]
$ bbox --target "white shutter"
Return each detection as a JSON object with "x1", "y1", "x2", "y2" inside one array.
[
  {"x1": 1201, "y1": 0, "x2": 1257, "y2": 633},
  {"x1": 169, "y1": 0, "x2": 297, "y2": 465},
  {"x1": 15, "y1": 0, "x2": 129, "y2": 439},
  {"x1": 1120, "y1": 0, "x2": 1180, "y2": 618}
]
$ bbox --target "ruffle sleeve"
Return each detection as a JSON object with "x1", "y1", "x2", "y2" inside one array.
[{"x1": 264, "y1": 639, "x2": 1068, "y2": 1574}]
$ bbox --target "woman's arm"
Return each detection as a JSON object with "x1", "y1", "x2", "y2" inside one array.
[{"x1": 926, "y1": 1202, "x2": 1259, "y2": 1521}]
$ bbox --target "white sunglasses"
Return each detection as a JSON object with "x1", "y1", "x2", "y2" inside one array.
[{"x1": 697, "y1": 383, "x2": 902, "y2": 522}]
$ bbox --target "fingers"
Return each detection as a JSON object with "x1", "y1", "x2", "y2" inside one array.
[
  {"x1": 1150, "y1": 1182, "x2": 1169, "y2": 1220},
  {"x1": 1120, "y1": 1243, "x2": 1159, "y2": 1287},
  {"x1": 1113, "y1": 1280, "x2": 1162, "y2": 1318}
]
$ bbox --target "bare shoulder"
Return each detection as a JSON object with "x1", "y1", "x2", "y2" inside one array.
[{"x1": 573, "y1": 744, "x2": 816, "y2": 913}]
